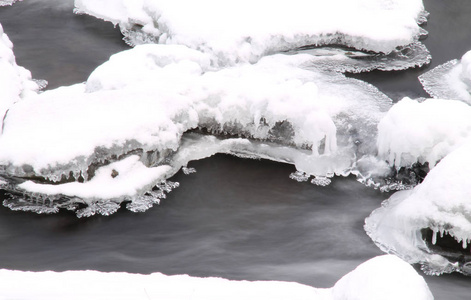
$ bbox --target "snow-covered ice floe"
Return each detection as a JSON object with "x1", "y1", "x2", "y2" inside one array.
[
  {"x1": 0, "y1": 41, "x2": 401, "y2": 216},
  {"x1": 74, "y1": 0, "x2": 430, "y2": 69},
  {"x1": 366, "y1": 97, "x2": 471, "y2": 275},
  {"x1": 419, "y1": 50, "x2": 471, "y2": 103},
  {"x1": 0, "y1": 255, "x2": 434, "y2": 300}
]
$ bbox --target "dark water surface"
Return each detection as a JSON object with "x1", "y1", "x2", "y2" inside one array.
[{"x1": 0, "y1": 1, "x2": 470, "y2": 299}]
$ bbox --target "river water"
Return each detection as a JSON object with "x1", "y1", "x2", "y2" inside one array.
[{"x1": 0, "y1": 1, "x2": 470, "y2": 299}]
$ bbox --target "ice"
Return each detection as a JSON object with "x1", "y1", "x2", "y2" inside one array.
[
  {"x1": 74, "y1": 0, "x2": 426, "y2": 66},
  {"x1": 0, "y1": 255, "x2": 433, "y2": 300},
  {"x1": 0, "y1": 0, "x2": 20, "y2": 6},
  {"x1": 365, "y1": 141, "x2": 471, "y2": 275},
  {"x1": 293, "y1": 41, "x2": 431, "y2": 73},
  {"x1": 0, "y1": 44, "x2": 394, "y2": 215},
  {"x1": 0, "y1": 24, "x2": 44, "y2": 125},
  {"x1": 419, "y1": 50, "x2": 471, "y2": 103},
  {"x1": 377, "y1": 97, "x2": 471, "y2": 169},
  {"x1": 18, "y1": 155, "x2": 171, "y2": 201}
]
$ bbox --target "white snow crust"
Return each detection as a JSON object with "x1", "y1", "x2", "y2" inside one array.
[
  {"x1": 74, "y1": 0, "x2": 425, "y2": 65},
  {"x1": 0, "y1": 24, "x2": 43, "y2": 125},
  {"x1": 419, "y1": 50, "x2": 471, "y2": 103},
  {"x1": 0, "y1": 44, "x2": 393, "y2": 213},
  {"x1": 0, "y1": 255, "x2": 433, "y2": 300},
  {"x1": 377, "y1": 97, "x2": 471, "y2": 168}
]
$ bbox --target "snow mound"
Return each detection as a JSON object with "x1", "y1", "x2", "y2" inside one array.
[
  {"x1": 0, "y1": 23, "x2": 45, "y2": 124},
  {"x1": 74, "y1": 0, "x2": 426, "y2": 66},
  {"x1": 366, "y1": 141, "x2": 471, "y2": 275},
  {"x1": 0, "y1": 44, "x2": 393, "y2": 216},
  {"x1": 377, "y1": 97, "x2": 471, "y2": 168},
  {"x1": 0, "y1": 255, "x2": 433, "y2": 300},
  {"x1": 419, "y1": 50, "x2": 471, "y2": 103}
]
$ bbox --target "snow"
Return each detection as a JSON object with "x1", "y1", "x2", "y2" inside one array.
[
  {"x1": 366, "y1": 141, "x2": 471, "y2": 275},
  {"x1": 0, "y1": 23, "x2": 43, "y2": 124},
  {"x1": 377, "y1": 97, "x2": 471, "y2": 168},
  {"x1": 0, "y1": 255, "x2": 433, "y2": 300},
  {"x1": 74, "y1": 0, "x2": 425, "y2": 65},
  {"x1": 419, "y1": 50, "x2": 471, "y2": 104}
]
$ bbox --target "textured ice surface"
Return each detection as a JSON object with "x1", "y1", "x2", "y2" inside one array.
[
  {"x1": 74, "y1": 0, "x2": 426, "y2": 66},
  {"x1": 0, "y1": 44, "x2": 393, "y2": 216},
  {"x1": 377, "y1": 97, "x2": 471, "y2": 168},
  {"x1": 419, "y1": 51, "x2": 471, "y2": 103},
  {"x1": 294, "y1": 41, "x2": 431, "y2": 73},
  {"x1": 0, "y1": 255, "x2": 433, "y2": 300},
  {"x1": 0, "y1": 24, "x2": 44, "y2": 124},
  {"x1": 366, "y1": 141, "x2": 471, "y2": 275}
]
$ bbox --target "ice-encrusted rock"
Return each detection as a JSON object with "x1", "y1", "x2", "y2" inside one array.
[
  {"x1": 377, "y1": 97, "x2": 471, "y2": 168},
  {"x1": 74, "y1": 0, "x2": 426, "y2": 66},
  {"x1": 0, "y1": 255, "x2": 433, "y2": 300},
  {"x1": 366, "y1": 141, "x2": 471, "y2": 275},
  {"x1": 419, "y1": 50, "x2": 471, "y2": 103}
]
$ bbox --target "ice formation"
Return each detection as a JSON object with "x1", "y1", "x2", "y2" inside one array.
[
  {"x1": 0, "y1": 0, "x2": 20, "y2": 6},
  {"x1": 419, "y1": 50, "x2": 471, "y2": 103},
  {"x1": 366, "y1": 96, "x2": 471, "y2": 275},
  {"x1": 74, "y1": 0, "x2": 429, "y2": 67},
  {"x1": 366, "y1": 141, "x2": 471, "y2": 275},
  {"x1": 0, "y1": 43, "x2": 397, "y2": 216},
  {"x1": 377, "y1": 97, "x2": 471, "y2": 168},
  {"x1": 0, "y1": 24, "x2": 44, "y2": 126},
  {"x1": 0, "y1": 255, "x2": 434, "y2": 300}
]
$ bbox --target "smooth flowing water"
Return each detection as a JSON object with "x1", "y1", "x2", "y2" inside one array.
[{"x1": 0, "y1": 1, "x2": 470, "y2": 299}]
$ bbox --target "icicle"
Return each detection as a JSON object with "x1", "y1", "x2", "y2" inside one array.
[
  {"x1": 463, "y1": 238, "x2": 468, "y2": 249},
  {"x1": 431, "y1": 229, "x2": 437, "y2": 245}
]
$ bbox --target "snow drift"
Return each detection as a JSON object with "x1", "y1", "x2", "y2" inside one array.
[{"x1": 0, "y1": 255, "x2": 434, "y2": 300}]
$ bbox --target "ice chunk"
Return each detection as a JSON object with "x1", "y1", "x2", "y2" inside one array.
[
  {"x1": 419, "y1": 51, "x2": 471, "y2": 103},
  {"x1": 365, "y1": 141, "x2": 471, "y2": 275},
  {"x1": 0, "y1": 255, "x2": 433, "y2": 300},
  {"x1": 18, "y1": 155, "x2": 171, "y2": 201},
  {"x1": 74, "y1": 0, "x2": 426, "y2": 65},
  {"x1": 377, "y1": 97, "x2": 471, "y2": 168},
  {"x1": 0, "y1": 0, "x2": 20, "y2": 6},
  {"x1": 0, "y1": 24, "x2": 44, "y2": 124},
  {"x1": 0, "y1": 45, "x2": 392, "y2": 215}
]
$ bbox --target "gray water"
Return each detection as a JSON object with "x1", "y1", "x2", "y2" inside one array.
[{"x1": 0, "y1": 1, "x2": 470, "y2": 299}]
